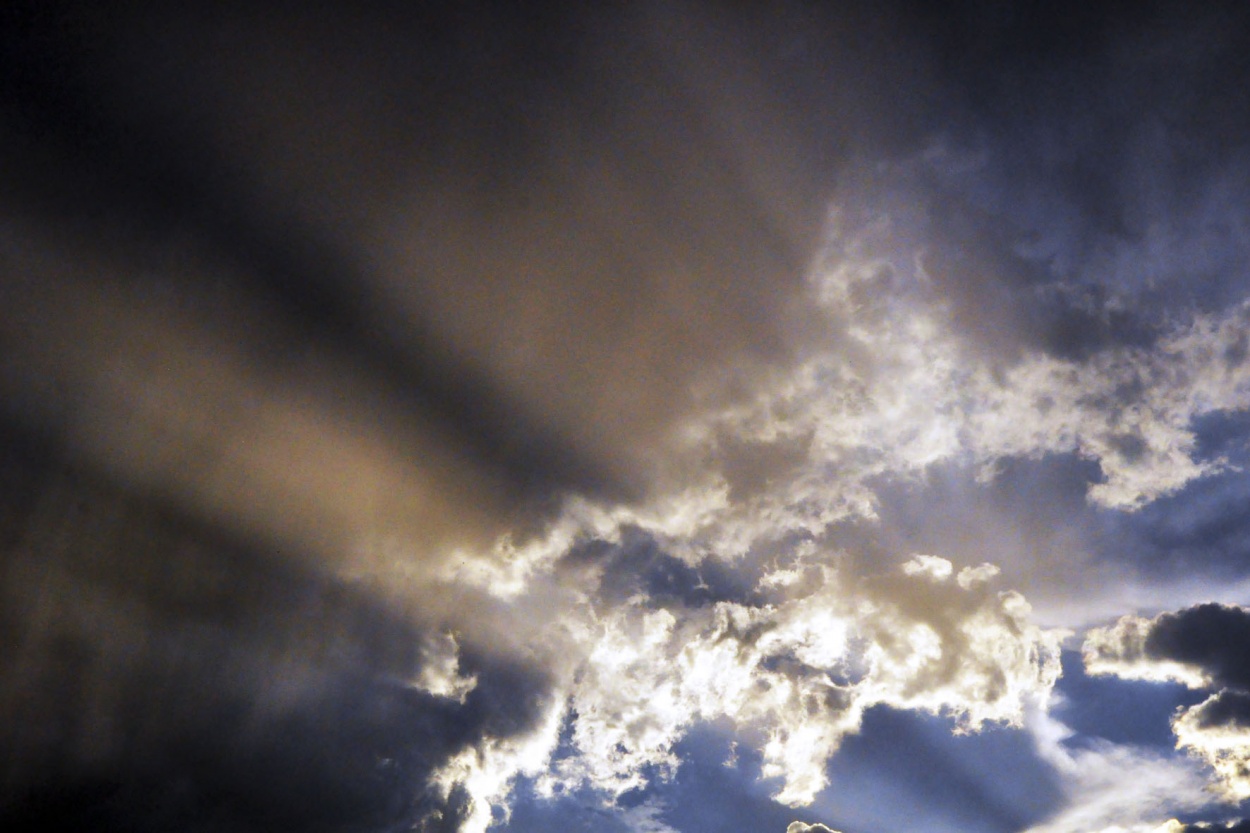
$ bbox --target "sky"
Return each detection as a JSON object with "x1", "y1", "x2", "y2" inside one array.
[{"x1": 3, "y1": 1, "x2": 1250, "y2": 831}]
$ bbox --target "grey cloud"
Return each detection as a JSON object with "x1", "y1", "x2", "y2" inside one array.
[
  {"x1": 1093, "y1": 465, "x2": 1250, "y2": 585},
  {"x1": 1184, "y1": 690, "x2": 1250, "y2": 732},
  {"x1": 0, "y1": 0, "x2": 888, "y2": 536},
  {"x1": 0, "y1": 434, "x2": 554, "y2": 832},
  {"x1": 1081, "y1": 604, "x2": 1250, "y2": 688},
  {"x1": 4, "y1": 0, "x2": 1245, "y2": 600},
  {"x1": 0, "y1": 0, "x2": 972, "y2": 612},
  {"x1": 867, "y1": 2, "x2": 1250, "y2": 373},
  {"x1": 1145, "y1": 604, "x2": 1250, "y2": 691}
]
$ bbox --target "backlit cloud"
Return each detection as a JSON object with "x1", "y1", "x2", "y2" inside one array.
[
  {"x1": 1084, "y1": 604, "x2": 1250, "y2": 803},
  {"x1": 787, "y1": 823, "x2": 842, "y2": 833},
  {"x1": 428, "y1": 552, "x2": 1063, "y2": 824}
]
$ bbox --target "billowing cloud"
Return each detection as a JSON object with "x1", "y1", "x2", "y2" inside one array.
[
  {"x1": 1084, "y1": 604, "x2": 1250, "y2": 693},
  {"x1": 425, "y1": 551, "x2": 1064, "y2": 826},
  {"x1": 716, "y1": 186, "x2": 1250, "y2": 519},
  {"x1": 1083, "y1": 614, "x2": 1212, "y2": 688},
  {"x1": 787, "y1": 822, "x2": 842, "y2": 833},
  {"x1": 1172, "y1": 690, "x2": 1250, "y2": 802}
]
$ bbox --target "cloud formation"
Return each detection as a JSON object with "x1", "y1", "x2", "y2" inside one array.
[
  {"x1": 413, "y1": 141, "x2": 1250, "y2": 827},
  {"x1": 1084, "y1": 604, "x2": 1250, "y2": 802},
  {"x1": 787, "y1": 822, "x2": 842, "y2": 833},
  {"x1": 13, "y1": 100, "x2": 1249, "y2": 833},
  {"x1": 428, "y1": 550, "x2": 1063, "y2": 827},
  {"x1": 6, "y1": 2, "x2": 1250, "y2": 832}
]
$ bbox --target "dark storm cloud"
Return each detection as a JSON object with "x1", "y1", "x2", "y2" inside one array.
[
  {"x1": 0, "y1": 0, "x2": 626, "y2": 543},
  {"x1": 1144, "y1": 604, "x2": 1250, "y2": 691},
  {"x1": 0, "y1": 5, "x2": 959, "y2": 831},
  {"x1": 0, "y1": 0, "x2": 972, "y2": 597},
  {"x1": 1184, "y1": 690, "x2": 1250, "y2": 732},
  {"x1": 4, "y1": 0, "x2": 1243, "y2": 565},
  {"x1": 0, "y1": 430, "x2": 554, "y2": 833},
  {"x1": 1083, "y1": 602, "x2": 1250, "y2": 691}
]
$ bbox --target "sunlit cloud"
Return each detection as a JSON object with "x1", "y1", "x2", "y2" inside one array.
[
  {"x1": 1173, "y1": 691, "x2": 1250, "y2": 801},
  {"x1": 428, "y1": 553, "x2": 1063, "y2": 821}
]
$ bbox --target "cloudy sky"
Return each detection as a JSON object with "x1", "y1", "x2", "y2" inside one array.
[{"x1": 4, "y1": 1, "x2": 1250, "y2": 831}]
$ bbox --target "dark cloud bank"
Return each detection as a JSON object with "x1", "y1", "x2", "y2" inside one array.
[{"x1": 0, "y1": 422, "x2": 557, "y2": 832}]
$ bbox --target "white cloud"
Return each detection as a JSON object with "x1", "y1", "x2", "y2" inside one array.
[
  {"x1": 527, "y1": 556, "x2": 1063, "y2": 808},
  {"x1": 429, "y1": 692, "x2": 568, "y2": 833},
  {"x1": 965, "y1": 306, "x2": 1250, "y2": 511},
  {"x1": 787, "y1": 822, "x2": 843, "y2": 833},
  {"x1": 409, "y1": 631, "x2": 477, "y2": 703},
  {"x1": 903, "y1": 554, "x2": 955, "y2": 581},
  {"x1": 415, "y1": 553, "x2": 1065, "y2": 826},
  {"x1": 616, "y1": 800, "x2": 683, "y2": 833},
  {"x1": 958, "y1": 563, "x2": 1001, "y2": 589}
]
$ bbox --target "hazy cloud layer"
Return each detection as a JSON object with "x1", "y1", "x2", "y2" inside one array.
[{"x1": 1021, "y1": 708, "x2": 1212, "y2": 833}]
